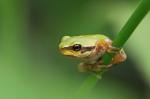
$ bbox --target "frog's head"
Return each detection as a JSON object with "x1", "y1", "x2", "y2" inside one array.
[{"x1": 59, "y1": 35, "x2": 98, "y2": 58}]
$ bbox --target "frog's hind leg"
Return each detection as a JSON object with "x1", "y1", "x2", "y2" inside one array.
[
  {"x1": 78, "y1": 62, "x2": 106, "y2": 72},
  {"x1": 106, "y1": 45, "x2": 127, "y2": 65},
  {"x1": 91, "y1": 64, "x2": 112, "y2": 79},
  {"x1": 78, "y1": 62, "x2": 113, "y2": 79}
]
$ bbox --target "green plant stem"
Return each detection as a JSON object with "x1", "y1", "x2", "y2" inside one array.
[
  {"x1": 78, "y1": 0, "x2": 150, "y2": 97},
  {"x1": 75, "y1": 74, "x2": 99, "y2": 98},
  {"x1": 103, "y1": 0, "x2": 150, "y2": 64}
]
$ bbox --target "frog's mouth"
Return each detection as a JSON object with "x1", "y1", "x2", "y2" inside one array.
[{"x1": 59, "y1": 48, "x2": 77, "y2": 57}]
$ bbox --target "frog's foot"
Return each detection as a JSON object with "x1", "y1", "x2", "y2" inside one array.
[
  {"x1": 92, "y1": 64, "x2": 112, "y2": 72},
  {"x1": 78, "y1": 63, "x2": 113, "y2": 79},
  {"x1": 112, "y1": 49, "x2": 127, "y2": 64},
  {"x1": 90, "y1": 64, "x2": 112, "y2": 78},
  {"x1": 78, "y1": 63, "x2": 112, "y2": 74},
  {"x1": 78, "y1": 63, "x2": 103, "y2": 72}
]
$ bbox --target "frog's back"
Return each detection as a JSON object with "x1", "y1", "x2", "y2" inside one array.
[
  {"x1": 60, "y1": 34, "x2": 110, "y2": 48},
  {"x1": 80, "y1": 34, "x2": 109, "y2": 40},
  {"x1": 70, "y1": 34, "x2": 110, "y2": 45}
]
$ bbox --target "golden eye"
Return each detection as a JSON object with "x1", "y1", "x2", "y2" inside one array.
[{"x1": 72, "y1": 44, "x2": 82, "y2": 51}]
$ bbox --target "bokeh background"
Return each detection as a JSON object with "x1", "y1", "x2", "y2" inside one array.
[{"x1": 0, "y1": 0, "x2": 150, "y2": 99}]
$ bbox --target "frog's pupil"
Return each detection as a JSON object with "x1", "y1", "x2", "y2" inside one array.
[{"x1": 72, "y1": 44, "x2": 82, "y2": 51}]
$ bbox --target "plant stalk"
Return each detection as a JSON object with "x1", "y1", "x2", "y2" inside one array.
[
  {"x1": 103, "y1": 0, "x2": 150, "y2": 64},
  {"x1": 78, "y1": 0, "x2": 150, "y2": 98}
]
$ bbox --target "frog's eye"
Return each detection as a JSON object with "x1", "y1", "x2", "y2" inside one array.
[{"x1": 72, "y1": 44, "x2": 82, "y2": 51}]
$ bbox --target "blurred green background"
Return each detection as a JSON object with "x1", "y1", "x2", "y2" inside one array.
[{"x1": 0, "y1": 0, "x2": 150, "y2": 99}]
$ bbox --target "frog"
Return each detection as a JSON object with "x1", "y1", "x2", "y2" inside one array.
[{"x1": 59, "y1": 34, "x2": 127, "y2": 74}]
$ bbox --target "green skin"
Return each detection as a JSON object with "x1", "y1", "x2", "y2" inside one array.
[{"x1": 59, "y1": 34, "x2": 126, "y2": 73}]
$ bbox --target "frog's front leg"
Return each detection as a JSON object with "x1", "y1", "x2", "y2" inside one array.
[
  {"x1": 107, "y1": 46, "x2": 121, "y2": 54},
  {"x1": 112, "y1": 49, "x2": 127, "y2": 64},
  {"x1": 106, "y1": 46, "x2": 127, "y2": 64}
]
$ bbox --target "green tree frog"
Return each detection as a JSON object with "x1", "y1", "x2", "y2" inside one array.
[{"x1": 59, "y1": 34, "x2": 127, "y2": 73}]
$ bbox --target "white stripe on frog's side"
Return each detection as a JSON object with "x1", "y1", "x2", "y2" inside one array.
[
  {"x1": 82, "y1": 45, "x2": 105, "y2": 64},
  {"x1": 82, "y1": 38, "x2": 112, "y2": 64}
]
